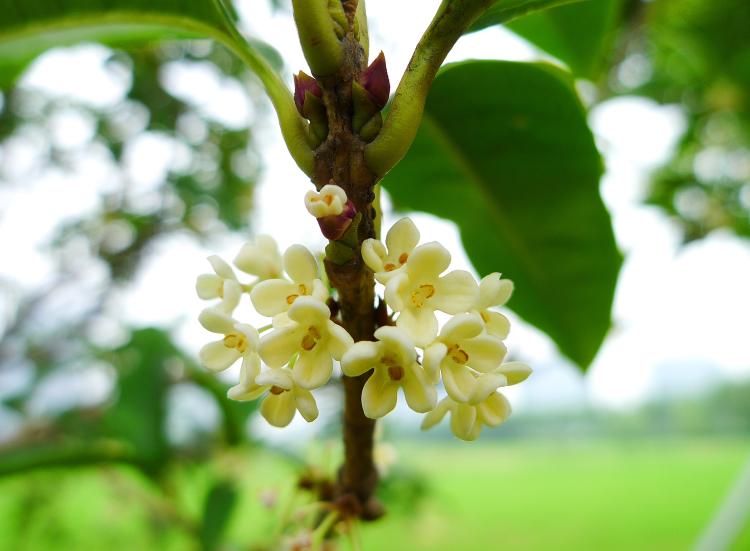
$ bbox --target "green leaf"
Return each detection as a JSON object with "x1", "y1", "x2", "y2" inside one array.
[
  {"x1": 381, "y1": 60, "x2": 621, "y2": 369},
  {"x1": 0, "y1": 0, "x2": 313, "y2": 174},
  {"x1": 200, "y1": 479, "x2": 238, "y2": 551},
  {"x1": 469, "y1": 0, "x2": 583, "y2": 31},
  {"x1": 101, "y1": 328, "x2": 174, "y2": 472},
  {"x1": 470, "y1": 0, "x2": 624, "y2": 78}
]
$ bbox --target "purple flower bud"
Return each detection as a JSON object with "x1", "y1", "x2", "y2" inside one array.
[
  {"x1": 293, "y1": 71, "x2": 322, "y2": 116},
  {"x1": 360, "y1": 52, "x2": 390, "y2": 109},
  {"x1": 317, "y1": 200, "x2": 357, "y2": 241}
]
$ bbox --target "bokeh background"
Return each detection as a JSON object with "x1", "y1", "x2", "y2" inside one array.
[{"x1": 1, "y1": 0, "x2": 749, "y2": 549}]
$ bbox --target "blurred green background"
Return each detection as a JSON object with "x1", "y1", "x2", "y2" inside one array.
[{"x1": 1, "y1": 0, "x2": 749, "y2": 549}]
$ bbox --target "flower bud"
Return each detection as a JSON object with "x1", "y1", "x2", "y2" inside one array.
[
  {"x1": 361, "y1": 52, "x2": 390, "y2": 109},
  {"x1": 317, "y1": 200, "x2": 357, "y2": 241},
  {"x1": 293, "y1": 71, "x2": 322, "y2": 116}
]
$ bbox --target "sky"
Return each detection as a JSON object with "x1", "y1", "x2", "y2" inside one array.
[{"x1": 1, "y1": 0, "x2": 749, "y2": 432}]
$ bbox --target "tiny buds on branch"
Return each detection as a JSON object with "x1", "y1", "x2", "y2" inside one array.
[
  {"x1": 293, "y1": 72, "x2": 322, "y2": 116},
  {"x1": 361, "y1": 52, "x2": 390, "y2": 109},
  {"x1": 305, "y1": 184, "x2": 358, "y2": 241}
]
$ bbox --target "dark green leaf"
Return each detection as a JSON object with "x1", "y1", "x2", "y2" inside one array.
[
  {"x1": 382, "y1": 60, "x2": 621, "y2": 369},
  {"x1": 200, "y1": 479, "x2": 238, "y2": 551},
  {"x1": 471, "y1": 0, "x2": 624, "y2": 78}
]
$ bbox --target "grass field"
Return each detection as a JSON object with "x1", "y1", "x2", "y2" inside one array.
[{"x1": 0, "y1": 438, "x2": 748, "y2": 550}]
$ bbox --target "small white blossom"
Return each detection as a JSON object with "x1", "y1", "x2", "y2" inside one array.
[
  {"x1": 198, "y1": 307, "x2": 259, "y2": 373},
  {"x1": 195, "y1": 256, "x2": 242, "y2": 313},
  {"x1": 304, "y1": 183, "x2": 347, "y2": 218},
  {"x1": 233, "y1": 234, "x2": 283, "y2": 280},
  {"x1": 259, "y1": 297, "x2": 353, "y2": 389},
  {"x1": 255, "y1": 367, "x2": 319, "y2": 427},
  {"x1": 250, "y1": 244, "x2": 328, "y2": 317},
  {"x1": 341, "y1": 326, "x2": 436, "y2": 418},
  {"x1": 474, "y1": 272, "x2": 513, "y2": 339},
  {"x1": 385, "y1": 242, "x2": 479, "y2": 346},
  {"x1": 361, "y1": 217, "x2": 420, "y2": 283},
  {"x1": 421, "y1": 392, "x2": 512, "y2": 441},
  {"x1": 423, "y1": 313, "x2": 507, "y2": 403}
]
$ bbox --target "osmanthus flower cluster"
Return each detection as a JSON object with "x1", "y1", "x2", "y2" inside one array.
[{"x1": 196, "y1": 184, "x2": 530, "y2": 439}]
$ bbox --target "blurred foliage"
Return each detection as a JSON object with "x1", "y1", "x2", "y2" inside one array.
[{"x1": 607, "y1": 0, "x2": 750, "y2": 241}]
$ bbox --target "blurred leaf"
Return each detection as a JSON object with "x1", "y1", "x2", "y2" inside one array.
[
  {"x1": 101, "y1": 328, "x2": 174, "y2": 472},
  {"x1": 469, "y1": 0, "x2": 582, "y2": 31},
  {"x1": 472, "y1": 0, "x2": 623, "y2": 78},
  {"x1": 200, "y1": 479, "x2": 238, "y2": 551},
  {"x1": 0, "y1": 0, "x2": 275, "y2": 88},
  {"x1": 0, "y1": 440, "x2": 137, "y2": 477},
  {"x1": 382, "y1": 60, "x2": 621, "y2": 369}
]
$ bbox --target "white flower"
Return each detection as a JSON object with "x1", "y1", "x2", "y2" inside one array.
[
  {"x1": 195, "y1": 255, "x2": 242, "y2": 313},
  {"x1": 256, "y1": 367, "x2": 319, "y2": 427},
  {"x1": 259, "y1": 297, "x2": 353, "y2": 389},
  {"x1": 250, "y1": 244, "x2": 328, "y2": 317},
  {"x1": 341, "y1": 326, "x2": 436, "y2": 418},
  {"x1": 198, "y1": 307, "x2": 259, "y2": 373},
  {"x1": 421, "y1": 392, "x2": 512, "y2": 441},
  {"x1": 474, "y1": 273, "x2": 513, "y2": 339},
  {"x1": 304, "y1": 183, "x2": 347, "y2": 218},
  {"x1": 362, "y1": 217, "x2": 420, "y2": 283},
  {"x1": 233, "y1": 234, "x2": 283, "y2": 280},
  {"x1": 423, "y1": 312, "x2": 509, "y2": 403},
  {"x1": 385, "y1": 242, "x2": 479, "y2": 346}
]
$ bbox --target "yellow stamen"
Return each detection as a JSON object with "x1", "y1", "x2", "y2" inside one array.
[
  {"x1": 384, "y1": 263, "x2": 397, "y2": 272},
  {"x1": 398, "y1": 252, "x2": 409, "y2": 265},
  {"x1": 301, "y1": 326, "x2": 322, "y2": 351},
  {"x1": 270, "y1": 385, "x2": 286, "y2": 395},
  {"x1": 286, "y1": 294, "x2": 298, "y2": 305},
  {"x1": 410, "y1": 284, "x2": 436, "y2": 307},
  {"x1": 447, "y1": 344, "x2": 469, "y2": 365},
  {"x1": 223, "y1": 333, "x2": 247, "y2": 353}
]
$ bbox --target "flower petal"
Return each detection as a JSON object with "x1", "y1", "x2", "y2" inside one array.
[
  {"x1": 284, "y1": 244, "x2": 318, "y2": 283},
  {"x1": 361, "y1": 238, "x2": 387, "y2": 274},
  {"x1": 421, "y1": 397, "x2": 453, "y2": 431},
  {"x1": 256, "y1": 367, "x2": 294, "y2": 389},
  {"x1": 432, "y1": 270, "x2": 479, "y2": 314},
  {"x1": 228, "y1": 383, "x2": 267, "y2": 401},
  {"x1": 482, "y1": 310, "x2": 511, "y2": 339},
  {"x1": 463, "y1": 334, "x2": 507, "y2": 373},
  {"x1": 439, "y1": 312, "x2": 483, "y2": 342},
  {"x1": 287, "y1": 296, "x2": 330, "y2": 326},
  {"x1": 402, "y1": 363, "x2": 437, "y2": 413},
  {"x1": 442, "y1": 363, "x2": 476, "y2": 403},
  {"x1": 496, "y1": 361, "x2": 532, "y2": 385},
  {"x1": 220, "y1": 279, "x2": 242, "y2": 312},
  {"x1": 396, "y1": 307, "x2": 438, "y2": 348},
  {"x1": 469, "y1": 372, "x2": 507, "y2": 404},
  {"x1": 234, "y1": 323, "x2": 260, "y2": 350},
  {"x1": 310, "y1": 279, "x2": 329, "y2": 303},
  {"x1": 385, "y1": 218, "x2": 419, "y2": 260},
  {"x1": 196, "y1": 274, "x2": 222, "y2": 299},
  {"x1": 234, "y1": 235, "x2": 282, "y2": 279},
  {"x1": 199, "y1": 340, "x2": 241, "y2": 372},
  {"x1": 293, "y1": 387, "x2": 319, "y2": 422},
  {"x1": 374, "y1": 326, "x2": 415, "y2": 366},
  {"x1": 325, "y1": 321, "x2": 354, "y2": 359},
  {"x1": 293, "y1": 347, "x2": 332, "y2": 389},
  {"x1": 422, "y1": 342, "x2": 447, "y2": 384},
  {"x1": 478, "y1": 392, "x2": 511, "y2": 427},
  {"x1": 259, "y1": 326, "x2": 302, "y2": 368},
  {"x1": 261, "y1": 392, "x2": 296, "y2": 427},
  {"x1": 450, "y1": 402, "x2": 478, "y2": 441},
  {"x1": 250, "y1": 279, "x2": 299, "y2": 316},
  {"x1": 362, "y1": 369, "x2": 398, "y2": 418},
  {"x1": 341, "y1": 341, "x2": 381, "y2": 376},
  {"x1": 208, "y1": 255, "x2": 236, "y2": 280},
  {"x1": 477, "y1": 273, "x2": 513, "y2": 310},
  {"x1": 384, "y1": 272, "x2": 409, "y2": 312},
  {"x1": 199, "y1": 307, "x2": 235, "y2": 334},
  {"x1": 406, "y1": 242, "x2": 450, "y2": 281}
]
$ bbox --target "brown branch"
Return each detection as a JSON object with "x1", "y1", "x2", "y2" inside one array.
[{"x1": 308, "y1": 19, "x2": 383, "y2": 520}]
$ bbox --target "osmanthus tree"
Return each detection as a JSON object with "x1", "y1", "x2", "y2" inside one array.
[{"x1": 0, "y1": 0, "x2": 622, "y2": 541}]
